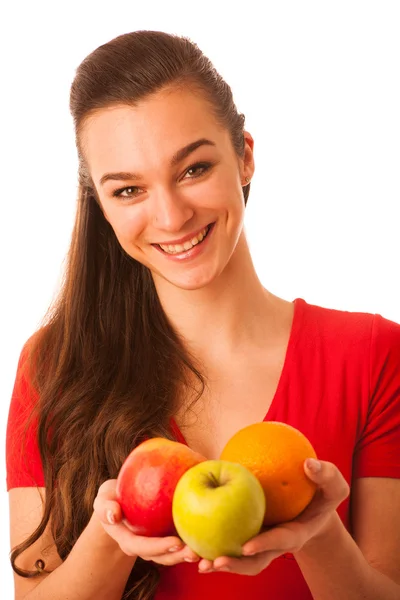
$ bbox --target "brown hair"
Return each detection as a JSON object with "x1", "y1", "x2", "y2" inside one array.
[{"x1": 10, "y1": 30, "x2": 251, "y2": 599}]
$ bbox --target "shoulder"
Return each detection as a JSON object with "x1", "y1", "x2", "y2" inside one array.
[
  {"x1": 14, "y1": 325, "x2": 50, "y2": 383},
  {"x1": 367, "y1": 313, "x2": 400, "y2": 412},
  {"x1": 294, "y1": 298, "x2": 374, "y2": 369},
  {"x1": 297, "y1": 297, "x2": 374, "y2": 334},
  {"x1": 369, "y1": 312, "x2": 400, "y2": 363},
  {"x1": 7, "y1": 328, "x2": 48, "y2": 430},
  {"x1": 296, "y1": 298, "x2": 400, "y2": 350},
  {"x1": 6, "y1": 331, "x2": 47, "y2": 491},
  {"x1": 294, "y1": 299, "x2": 400, "y2": 386}
]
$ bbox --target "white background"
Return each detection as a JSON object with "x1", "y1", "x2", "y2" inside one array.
[{"x1": 1, "y1": 0, "x2": 399, "y2": 594}]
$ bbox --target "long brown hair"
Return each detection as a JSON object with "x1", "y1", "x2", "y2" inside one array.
[{"x1": 10, "y1": 30, "x2": 251, "y2": 599}]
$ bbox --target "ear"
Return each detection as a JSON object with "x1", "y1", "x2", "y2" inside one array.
[{"x1": 241, "y1": 131, "x2": 255, "y2": 184}]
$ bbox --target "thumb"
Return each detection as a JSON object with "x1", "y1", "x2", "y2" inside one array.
[
  {"x1": 93, "y1": 479, "x2": 123, "y2": 525},
  {"x1": 304, "y1": 459, "x2": 350, "y2": 505}
]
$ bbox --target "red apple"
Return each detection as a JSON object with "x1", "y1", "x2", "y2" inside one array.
[{"x1": 116, "y1": 437, "x2": 206, "y2": 536}]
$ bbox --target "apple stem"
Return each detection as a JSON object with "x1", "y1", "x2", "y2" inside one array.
[{"x1": 208, "y1": 472, "x2": 220, "y2": 488}]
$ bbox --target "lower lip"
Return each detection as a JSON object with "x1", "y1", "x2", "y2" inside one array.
[{"x1": 153, "y1": 223, "x2": 215, "y2": 262}]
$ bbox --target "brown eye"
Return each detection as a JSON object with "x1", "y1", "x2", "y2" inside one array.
[
  {"x1": 184, "y1": 162, "x2": 212, "y2": 179},
  {"x1": 112, "y1": 186, "x2": 141, "y2": 199}
]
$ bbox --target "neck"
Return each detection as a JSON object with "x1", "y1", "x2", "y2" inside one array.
[{"x1": 152, "y1": 232, "x2": 288, "y2": 363}]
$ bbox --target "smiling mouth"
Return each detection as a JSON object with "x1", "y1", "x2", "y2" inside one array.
[{"x1": 155, "y1": 224, "x2": 213, "y2": 255}]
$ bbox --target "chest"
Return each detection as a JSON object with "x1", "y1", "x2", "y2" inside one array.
[{"x1": 174, "y1": 359, "x2": 285, "y2": 460}]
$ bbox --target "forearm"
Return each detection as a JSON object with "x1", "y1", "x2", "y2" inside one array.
[
  {"x1": 23, "y1": 512, "x2": 136, "y2": 600},
  {"x1": 295, "y1": 513, "x2": 400, "y2": 600}
]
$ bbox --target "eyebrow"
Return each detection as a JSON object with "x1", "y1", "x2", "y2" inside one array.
[{"x1": 99, "y1": 138, "x2": 216, "y2": 187}]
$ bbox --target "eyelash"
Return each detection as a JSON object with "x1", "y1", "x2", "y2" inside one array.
[{"x1": 112, "y1": 161, "x2": 213, "y2": 200}]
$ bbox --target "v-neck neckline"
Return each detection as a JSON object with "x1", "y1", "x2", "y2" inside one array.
[{"x1": 170, "y1": 297, "x2": 306, "y2": 446}]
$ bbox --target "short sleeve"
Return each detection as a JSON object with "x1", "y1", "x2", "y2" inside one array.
[
  {"x1": 353, "y1": 314, "x2": 400, "y2": 478},
  {"x1": 5, "y1": 344, "x2": 45, "y2": 490}
]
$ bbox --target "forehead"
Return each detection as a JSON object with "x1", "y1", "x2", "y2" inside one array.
[{"x1": 81, "y1": 87, "x2": 230, "y2": 180}]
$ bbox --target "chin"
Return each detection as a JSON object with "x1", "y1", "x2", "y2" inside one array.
[
  {"x1": 149, "y1": 257, "x2": 227, "y2": 291},
  {"x1": 162, "y1": 271, "x2": 220, "y2": 292}
]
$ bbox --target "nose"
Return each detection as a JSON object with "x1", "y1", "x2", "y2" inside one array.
[{"x1": 151, "y1": 186, "x2": 194, "y2": 232}]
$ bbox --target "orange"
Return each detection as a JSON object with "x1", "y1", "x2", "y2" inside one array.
[{"x1": 220, "y1": 421, "x2": 317, "y2": 526}]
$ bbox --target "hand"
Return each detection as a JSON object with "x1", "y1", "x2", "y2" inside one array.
[
  {"x1": 197, "y1": 459, "x2": 350, "y2": 575},
  {"x1": 92, "y1": 479, "x2": 200, "y2": 566}
]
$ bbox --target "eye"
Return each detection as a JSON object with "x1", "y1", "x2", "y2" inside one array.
[
  {"x1": 112, "y1": 186, "x2": 141, "y2": 200},
  {"x1": 183, "y1": 162, "x2": 213, "y2": 180}
]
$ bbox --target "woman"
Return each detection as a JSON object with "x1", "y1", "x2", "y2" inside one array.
[{"x1": 6, "y1": 30, "x2": 400, "y2": 600}]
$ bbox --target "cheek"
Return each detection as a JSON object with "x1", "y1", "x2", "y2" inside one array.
[
  {"x1": 190, "y1": 171, "x2": 243, "y2": 213},
  {"x1": 107, "y1": 207, "x2": 147, "y2": 246},
  {"x1": 213, "y1": 166, "x2": 245, "y2": 207}
]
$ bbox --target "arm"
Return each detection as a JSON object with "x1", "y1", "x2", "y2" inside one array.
[
  {"x1": 7, "y1": 352, "x2": 199, "y2": 600},
  {"x1": 10, "y1": 488, "x2": 136, "y2": 600},
  {"x1": 10, "y1": 482, "x2": 199, "y2": 600},
  {"x1": 295, "y1": 476, "x2": 400, "y2": 599}
]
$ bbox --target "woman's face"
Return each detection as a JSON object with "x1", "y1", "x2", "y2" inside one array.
[{"x1": 82, "y1": 86, "x2": 254, "y2": 291}]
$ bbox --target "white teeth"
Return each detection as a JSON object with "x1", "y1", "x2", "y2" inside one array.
[{"x1": 159, "y1": 226, "x2": 209, "y2": 254}]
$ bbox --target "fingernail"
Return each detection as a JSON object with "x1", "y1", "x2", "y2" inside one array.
[
  {"x1": 107, "y1": 510, "x2": 116, "y2": 524},
  {"x1": 306, "y1": 458, "x2": 321, "y2": 473},
  {"x1": 184, "y1": 557, "x2": 198, "y2": 562},
  {"x1": 242, "y1": 549, "x2": 256, "y2": 556},
  {"x1": 217, "y1": 566, "x2": 231, "y2": 572},
  {"x1": 168, "y1": 546, "x2": 182, "y2": 552}
]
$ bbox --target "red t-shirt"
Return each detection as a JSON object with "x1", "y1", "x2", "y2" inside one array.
[{"x1": 6, "y1": 298, "x2": 400, "y2": 599}]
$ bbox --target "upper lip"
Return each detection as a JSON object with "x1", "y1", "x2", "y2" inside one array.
[{"x1": 154, "y1": 224, "x2": 211, "y2": 246}]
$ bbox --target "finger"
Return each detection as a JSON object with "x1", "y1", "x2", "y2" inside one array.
[
  {"x1": 94, "y1": 499, "x2": 122, "y2": 525},
  {"x1": 241, "y1": 523, "x2": 305, "y2": 557},
  {"x1": 121, "y1": 517, "x2": 137, "y2": 532},
  {"x1": 114, "y1": 528, "x2": 187, "y2": 559},
  {"x1": 93, "y1": 479, "x2": 121, "y2": 523},
  {"x1": 151, "y1": 545, "x2": 200, "y2": 566},
  {"x1": 97, "y1": 479, "x2": 118, "y2": 498},
  {"x1": 145, "y1": 542, "x2": 199, "y2": 562},
  {"x1": 212, "y1": 551, "x2": 281, "y2": 575},
  {"x1": 198, "y1": 558, "x2": 214, "y2": 573},
  {"x1": 304, "y1": 459, "x2": 350, "y2": 504}
]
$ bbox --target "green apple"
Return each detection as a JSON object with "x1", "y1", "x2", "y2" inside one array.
[{"x1": 172, "y1": 460, "x2": 266, "y2": 560}]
